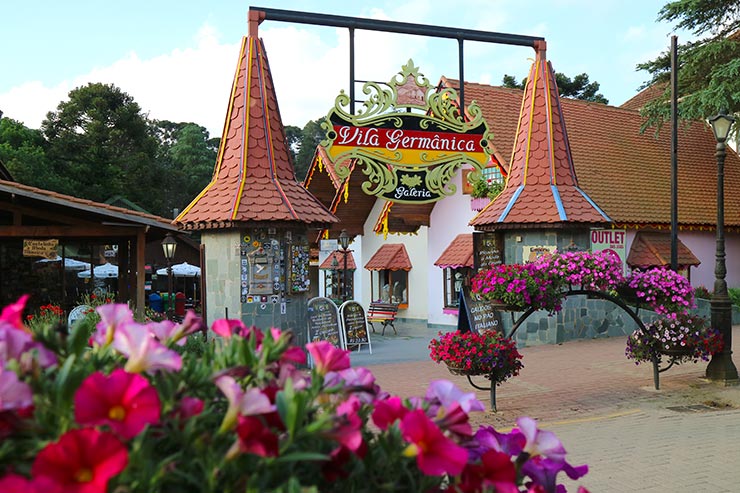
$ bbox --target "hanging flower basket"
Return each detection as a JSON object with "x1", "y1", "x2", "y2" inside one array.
[
  {"x1": 470, "y1": 197, "x2": 491, "y2": 211},
  {"x1": 429, "y1": 330, "x2": 523, "y2": 385}
]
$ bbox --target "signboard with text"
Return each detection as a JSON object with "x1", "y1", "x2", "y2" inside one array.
[
  {"x1": 321, "y1": 60, "x2": 493, "y2": 204},
  {"x1": 590, "y1": 229, "x2": 627, "y2": 274}
]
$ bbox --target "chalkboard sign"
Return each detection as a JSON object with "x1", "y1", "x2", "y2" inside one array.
[
  {"x1": 339, "y1": 301, "x2": 372, "y2": 353},
  {"x1": 307, "y1": 297, "x2": 343, "y2": 348},
  {"x1": 457, "y1": 288, "x2": 503, "y2": 335},
  {"x1": 473, "y1": 231, "x2": 503, "y2": 271}
]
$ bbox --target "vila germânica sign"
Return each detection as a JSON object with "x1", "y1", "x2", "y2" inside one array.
[{"x1": 321, "y1": 60, "x2": 493, "y2": 204}]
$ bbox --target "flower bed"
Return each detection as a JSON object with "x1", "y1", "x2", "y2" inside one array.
[
  {"x1": 429, "y1": 330, "x2": 523, "y2": 384},
  {"x1": 0, "y1": 296, "x2": 588, "y2": 492}
]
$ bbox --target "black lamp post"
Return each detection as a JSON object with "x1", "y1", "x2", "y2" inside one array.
[
  {"x1": 161, "y1": 233, "x2": 177, "y2": 320},
  {"x1": 338, "y1": 229, "x2": 350, "y2": 302},
  {"x1": 705, "y1": 112, "x2": 739, "y2": 384}
]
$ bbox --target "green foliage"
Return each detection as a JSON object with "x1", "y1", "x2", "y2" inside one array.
[
  {"x1": 293, "y1": 118, "x2": 326, "y2": 182},
  {"x1": 470, "y1": 175, "x2": 504, "y2": 199},
  {"x1": 636, "y1": 0, "x2": 740, "y2": 133},
  {"x1": 729, "y1": 287, "x2": 740, "y2": 308},
  {"x1": 501, "y1": 72, "x2": 609, "y2": 103},
  {"x1": 0, "y1": 118, "x2": 60, "y2": 188}
]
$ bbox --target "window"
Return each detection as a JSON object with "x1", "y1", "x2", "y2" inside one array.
[
  {"x1": 443, "y1": 267, "x2": 473, "y2": 309},
  {"x1": 371, "y1": 269, "x2": 409, "y2": 308}
]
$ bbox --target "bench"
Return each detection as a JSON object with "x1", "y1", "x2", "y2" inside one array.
[{"x1": 366, "y1": 302, "x2": 398, "y2": 335}]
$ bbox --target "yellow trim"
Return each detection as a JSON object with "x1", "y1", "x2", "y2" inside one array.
[
  {"x1": 507, "y1": 63, "x2": 531, "y2": 183},
  {"x1": 544, "y1": 61, "x2": 556, "y2": 185},
  {"x1": 176, "y1": 37, "x2": 247, "y2": 221},
  {"x1": 522, "y1": 59, "x2": 540, "y2": 187},
  {"x1": 231, "y1": 38, "x2": 254, "y2": 220}
]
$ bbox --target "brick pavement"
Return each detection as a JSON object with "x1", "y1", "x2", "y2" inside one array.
[{"x1": 357, "y1": 324, "x2": 740, "y2": 492}]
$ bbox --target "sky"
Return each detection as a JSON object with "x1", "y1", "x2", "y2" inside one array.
[{"x1": 0, "y1": 0, "x2": 687, "y2": 138}]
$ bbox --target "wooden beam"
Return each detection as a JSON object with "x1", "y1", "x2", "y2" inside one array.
[
  {"x1": 135, "y1": 231, "x2": 146, "y2": 319},
  {"x1": 0, "y1": 203, "x2": 103, "y2": 227},
  {"x1": 0, "y1": 226, "x2": 142, "y2": 237}
]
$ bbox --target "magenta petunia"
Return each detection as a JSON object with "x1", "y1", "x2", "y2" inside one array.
[
  {"x1": 0, "y1": 369, "x2": 33, "y2": 411},
  {"x1": 371, "y1": 396, "x2": 408, "y2": 430},
  {"x1": 306, "y1": 341, "x2": 350, "y2": 375},
  {"x1": 74, "y1": 369, "x2": 161, "y2": 439},
  {"x1": 0, "y1": 295, "x2": 30, "y2": 331},
  {"x1": 32, "y1": 427, "x2": 128, "y2": 493},
  {"x1": 93, "y1": 304, "x2": 134, "y2": 346},
  {"x1": 0, "y1": 473, "x2": 62, "y2": 493},
  {"x1": 400, "y1": 409, "x2": 468, "y2": 476}
]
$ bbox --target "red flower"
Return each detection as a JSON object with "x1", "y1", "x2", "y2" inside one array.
[
  {"x1": 74, "y1": 369, "x2": 161, "y2": 439},
  {"x1": 31, "y1": 428, "x2": 128, "y2": 493},
  {"x1": 371, "y1": 396, "x2": 408, "y2": 430},
  {"x1": 400, "y1": 409, "x2": 468, "y2": 476},
  {"x1": 235, "y1": 415, "x2": 279, "y2": 458},
  {"x1": 0, "y1": 473, "x2": 62, "y2": 493}
]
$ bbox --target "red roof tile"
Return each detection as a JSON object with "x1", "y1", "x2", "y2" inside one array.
[
  {"x1": 626, "y1": 232, "x2": 700, "y2": 268},
  {"x1": 318, "y1": 250, "x2": 357, "y2": 270},
  {"x1": 444, "y1": 78, "x2": 740, "y2": 232},
  {"x1": 174, "y1": 35, "x2": 337, "y2": 230},
  {"x1": 470, "y1": 46, "x2": 609, "y2": 229},
  {"x1": 434, "y1": 233, "x2": 474, "y2": 269},
  {"x1": 364, "y1": 244, "x2": 412, "y2": 271}
]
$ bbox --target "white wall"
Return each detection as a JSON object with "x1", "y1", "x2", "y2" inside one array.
[
  {"x1": 427, "y1": 168, "x2": 478, "y2": 327},
  {"x1": 360, "y1": 199, "x2": 429, "y2": 320}
]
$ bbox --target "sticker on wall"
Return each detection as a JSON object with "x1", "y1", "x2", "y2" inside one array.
[
  {"x1": 281, "y1": 302, "x2": 286, "y2": 315},
  {"x1": 247, "y1": 296, "x2": 254, "y2": 303},
  {"x1": 270, "y1": 295, "x2": 279, "y2": 304}
]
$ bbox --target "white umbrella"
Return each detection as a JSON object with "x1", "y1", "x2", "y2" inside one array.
[
  {"x1": 156, "y1": 262, "x2": 200, "y2": 277},
  {"x1": 36, "y1": 256, "x2": 92, "y2": 271},
  {"x1": 77, "y1": 262, "x2": 118, "y2": 278}
]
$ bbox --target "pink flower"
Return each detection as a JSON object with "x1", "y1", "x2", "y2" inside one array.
[
  {"x1": 32, "y1": 428, "x2": 128, "y2": 493},
  {"x1": 112, "y1": 322, "x2": 182, "y2": 374},
  {"x1": 93, "y1": 304, "x2": 133, "y2": 346},
  {"x1": 173, "y1": 396, "x2": 204, "y2": 421},
  {"x1": 400, "y1": 409, "x2": 468, "y2": 476},
  {"x1": 211, "y1": 319, "x2": 262, "y2": 342},
  {"x1": 74, "y1": 369, "x2": 161, "y2": 440},
  {"x1": 0, "y1": 473, "x2": 61, "y2": 493},
  {"x1": 306, "y1": 341, "x2": 350, "y2": 375},
  {"x1": 371, "y1": 396, "x2": 408, "y2": 430},
  {"x1": 215, "y1": 375, "x2": 273, "y2": 433},
  {"x1": 0, "y1": 295, "x2": 30, "y2": 332},
  {"x1": 325, "y1": 395, "x2": 363, "y2": 453},
  {"x1": 0, "y1": 369, "x2": 33, "y2": 411},
  {"x1": 517, "y1": 417, "x2": 566, "y2": 461}
]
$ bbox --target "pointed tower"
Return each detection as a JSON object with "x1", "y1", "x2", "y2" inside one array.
[
  {"x1": 471, "y1": 41, "x2": 609, "y2": 232},
  {"x1": 175, "y1": 11, "x2": 337, "y2": 336}
]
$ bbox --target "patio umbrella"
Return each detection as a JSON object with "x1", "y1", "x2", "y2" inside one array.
[
  {"x1": 156, "y1": 262, "x2": 200, "y2": 277},
  {"x1": 77, "y1": 262, "x2": 118, "y2": 278},
  {"x1": 36, "y1": 256, "x2": 92, "y2": 271}
]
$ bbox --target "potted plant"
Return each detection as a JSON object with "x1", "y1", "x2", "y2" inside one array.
[
  {"x1": 621, "y1": 267, "x2": 695, "y2": 315},
  {"x1": 428, "y1": 329, "x2": 524, "y2": 385},
  {"x1": 469, "y1": 175, "x2": 504, "y2": 211},
  {"x1": 625, "y1": 312, "x2": 724, "y2": 365}
]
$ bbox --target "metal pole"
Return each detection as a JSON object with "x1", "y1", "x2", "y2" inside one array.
[
  {"x1": 670, "y1": 35, "x2": 679, "y2": 271},
  {"x1": 167, "y1": 260, "x2": 174, "y2": 320},
  {"x1": 343, "y1": 249, "x2": 348, "y2": 302},
  {"x1": 706, "y1": 138, "x2": 739, "y2": 383}
]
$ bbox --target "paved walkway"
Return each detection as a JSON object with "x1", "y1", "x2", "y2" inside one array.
[{"x1": 351, "y1": 322, "x2": 740, "y2": 492}]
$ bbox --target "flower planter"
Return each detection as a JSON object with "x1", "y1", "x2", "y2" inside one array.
[
  {"x1": 444, "y1": 361, "x2": 488, "y2": 377},
  {"x1": 488, "y1": 301, "x2": 522, "y2": 312}
]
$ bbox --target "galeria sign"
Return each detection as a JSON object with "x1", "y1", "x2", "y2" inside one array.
[{"x1": 321, "y1": 60, "x2": 493, "y2": 204}]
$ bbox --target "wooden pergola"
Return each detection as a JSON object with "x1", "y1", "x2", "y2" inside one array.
[{"x1": 0, "y1": 179, "x2": 179, "y2": 318}]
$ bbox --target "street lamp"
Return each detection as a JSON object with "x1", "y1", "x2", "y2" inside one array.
[
  {"x1": 705, "y1": 112, "x2": 739, "y2": 384},
  {"x1": 161, "y1": 233, "x2": 177, "y2": 320},
  {"x1": 339, "y1": 229, "x2": 350, "y2": 302}
]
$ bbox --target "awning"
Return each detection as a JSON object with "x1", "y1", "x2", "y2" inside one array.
[
  {"x1": 626, "y1": 232, "x2": 700, "y2": 269},
  {"x1": 434, "y1": 234, "x2": 474, "y2": 269},
  {"x1": 364, "y1": 244, "x2": 412, "y2": 271},
  {"x1": 318, "y1": 250, "x2": 356, "y2": 270}
]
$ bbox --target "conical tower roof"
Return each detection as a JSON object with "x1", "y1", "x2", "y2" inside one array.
[
  {"x1": 471, "y1": 41, "x2": 610, "y2": 230},
  {"x1": 175, "y1": 14, "x2": 337, "y2": 230}
]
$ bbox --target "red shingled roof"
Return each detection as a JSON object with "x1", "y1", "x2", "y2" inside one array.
[
  {"x1": 434, "y1": 233, "x2": 473, "y2": 269},
  {"x1": 626, "y1": 232, "x2": 700, "y2": 268},
  {"x1": 444, "y1": 81, "x2": 740, "y2": 232},
  {"x1": 174, "y1": 35, "x2": 337, "y2": 230},
  {"x1": 471, "y1": 44, "x2": 610, "y2": 230},
  {"x1": 318, "y1": 250, "x2": 357, "y2": 270},
  {"x1": 364, "y1": 244, "x2": 412, "y2": 271}
]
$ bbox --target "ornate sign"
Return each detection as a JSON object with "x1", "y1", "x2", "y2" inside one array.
[{"x1": 321, "y1": 60, "x2": 493, "y2": 204}]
